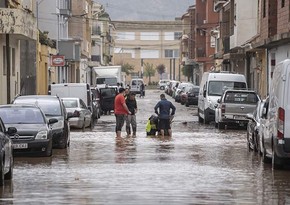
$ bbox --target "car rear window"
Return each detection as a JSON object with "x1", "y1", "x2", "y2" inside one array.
[
  {"x1": 224, "y1": 92, "x2": 258, "y2": 104},
  {"x1": 62, "y1": 99, "x2": 78, "y2": 108}
]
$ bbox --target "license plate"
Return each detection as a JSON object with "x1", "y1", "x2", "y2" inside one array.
[
  {"x1": 13, "y1": 143, "x2": 28, "y2": 149},
  {"x1": 234, "y1": 115, "x2": 245, "y2": 120}
]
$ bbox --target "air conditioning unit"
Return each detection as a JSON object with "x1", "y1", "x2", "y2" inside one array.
[{"x1": 203, "y1": 20, "x2": 208, "y2": 24}]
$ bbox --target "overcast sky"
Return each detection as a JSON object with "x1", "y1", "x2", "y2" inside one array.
[{"x1": 95, "y1": 0, "x2": 195, "y2": 21}]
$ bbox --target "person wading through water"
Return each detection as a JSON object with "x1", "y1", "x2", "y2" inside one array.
[{"x1": 114, "y1": 88, "x2": 131, "y2": 139}]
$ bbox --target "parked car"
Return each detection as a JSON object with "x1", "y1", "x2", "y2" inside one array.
[
  {"x1": 174, "y1": 83, "x2": 192, "y2": 102},
  {"x1": 215, "y1": 89, "x2": 260, "y2": 129},
  {"x1": 178, "y1": 84, "x2": 195, "y2": 105},
  {"x1": 157, "y1": 79, "x2": 170, "y2": 90},
  {"x1": 246, "y1": 99, "x2": 265, "y2": 152},
  {"x1": 257, "y1": 96, "x2": 271, "y2": 163},
  {"x1": 198, "y1": 72, "x2": 248, "y2": 124},
  {"x1": 62, "y1": 97, "x2": 94, "y2": 130},
  {"x1": 99, "y1": 87, "x2": 117, "y2": 115},
  {"x1": 184, "y1": 85, "x2": 200, "y2": 106},
  {"x1": 261, "y1": 59, "x2": 290, "y2": 169},
  {"x1": 0, "y1": 104, "x2": 58, "y2": 157},
  {"x1": 12, "y1": 95, "x2": 74, "y2": 149},
  {"x1": 0, "y1": 117, "x2": 16, "y2": 185}
]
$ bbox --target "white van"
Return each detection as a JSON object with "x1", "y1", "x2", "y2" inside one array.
[
  {"x1": 130, "y1": 78, "x2": 144, "y2": 94},
  {"x1": 198, "y1": 72, "x2": 247, "y2": 124},
  {"x1": 262, "y1": 59, "x2": 290, "y2": 169},
  {"x1": 48, "y1": 83, "x2": 92, "y2": 111}
]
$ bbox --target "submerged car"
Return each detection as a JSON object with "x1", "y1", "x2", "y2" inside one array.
[
  {"x1": 62, "y1": 97, "x2": 94, "y2": 130},
  {"x1": 0, "y1": 104, "x2": 58, "y2": 157},
  {"x1": 12, "y1": 95, "x2": 74, "y2": 149},
  {"x1": 0, "y1": 117, "x2": 16, "y2": 185}
]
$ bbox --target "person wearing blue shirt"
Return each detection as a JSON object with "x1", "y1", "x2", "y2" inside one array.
[{"x1": 154, "y1": 93, "x2": 176, "y2": 137}]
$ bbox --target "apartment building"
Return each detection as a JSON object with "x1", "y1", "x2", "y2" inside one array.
[
  {"x1": 0, "y1": 0, "x2": 37, "y2": 104},
  {"x1": 113, "y1": 19, "x2": 185, "y2": 85},
  {"x1": 68, "y1": 0, "x2": 92, "y2": 84}
]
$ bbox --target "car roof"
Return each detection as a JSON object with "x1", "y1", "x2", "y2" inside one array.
[
  {"x1": 14, "y1": 95, "x2": 60, "y2": 101},
  {"x1": 0, "y1": 104, "x2": 40, "y2": 109}
]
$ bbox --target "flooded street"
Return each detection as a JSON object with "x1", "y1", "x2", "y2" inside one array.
[{"x1": 2, "y1": 90, "x2": 290, "y2": 204}]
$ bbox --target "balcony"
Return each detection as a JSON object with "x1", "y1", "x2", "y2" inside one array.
[{"x1": 0, "y1": 8, "x2": 37, "y2": 40}]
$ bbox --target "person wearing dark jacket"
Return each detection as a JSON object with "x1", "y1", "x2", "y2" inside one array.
[
  {"x1": 125, "y1": 92, "x2": 138, "y2": 137},
  {"x1": 154, "y1": 94, "x2": 176, "y2": 137}
]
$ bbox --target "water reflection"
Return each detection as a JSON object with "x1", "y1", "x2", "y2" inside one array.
[
  {"x1": 0, "y1": 181, "x2": 13, "y2": 205},
  {"x1": 115, "y1": 136, "x2": 137, "y2": 163}
]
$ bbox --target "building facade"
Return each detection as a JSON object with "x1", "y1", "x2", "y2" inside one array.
[
  {"x1": 113, "y1": 19, "x2": 185, "y2": 85},
  {"x1": 0, "y1": 0, "x2": 37, "y2": 104}
]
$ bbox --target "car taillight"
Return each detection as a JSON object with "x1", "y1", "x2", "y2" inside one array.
[
  {"x1": 221, "y1": 104, "x2": 226, "y2": 114},
  {"x1": 277, "y1": 107, "x2": 285, "y2": 140}
]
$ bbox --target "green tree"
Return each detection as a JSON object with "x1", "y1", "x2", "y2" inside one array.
[
  {"x1": 182, "y1": 65, "x2": 194, "y2": 81},
  {"x1": 156, "y1": 64, "x2": 166, "y2": 80},
  {"x1": 143, "y1": 62, "x2": 156, "y2": 84},
  {"x1": 121, "y1": 63, "x2": 135, "y2": 75}
]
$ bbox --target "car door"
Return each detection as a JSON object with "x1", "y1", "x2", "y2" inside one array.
[
  {"x1": 79, "y1": 99, "x2": 92, "y2": 127},
  {"x1": 260, "y1": 97, "x2": 271, "y2": 156}
]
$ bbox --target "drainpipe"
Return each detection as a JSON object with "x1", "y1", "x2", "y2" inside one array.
[{"x1": 6, "y1": 0, "x2": 10, "y2": 103}]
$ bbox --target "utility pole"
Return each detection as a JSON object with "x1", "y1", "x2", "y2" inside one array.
[{"x1": 5, "y1": 0, "x2": 10, "y2": 103}]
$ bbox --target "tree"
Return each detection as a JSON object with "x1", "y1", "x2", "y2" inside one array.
[
  {"x1": 182, "y1": 65, "x2": 194, "y2": 81},
  {"x1": 143, "y1": 62, "x2": 156, "y2": 84},
  {"x1": 121, "y1": 63, "x2": 135, "y2": 75},
  {"x1": 156, "y1": 64, "x2": 166, "y2": 80}
]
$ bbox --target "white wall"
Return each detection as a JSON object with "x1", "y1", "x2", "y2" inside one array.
[{"x1": 230, "y1": 0, "x2": 258, "y2": 48}]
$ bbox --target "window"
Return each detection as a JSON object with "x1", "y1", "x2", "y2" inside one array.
[
  {"x1": 164, "y1": 32, "x2": 182, "y2": 40},
  {"x1": 116, "y1": 32, "x2": 135, "y2": 40},
  {"x1": 114, "y1": 48, "x2": 136, "y2": 58},
  {"x1": 165, "y1": 49, "x2": 179, "y2": 58},
  {"x1": 140, "y1": 50, "x2": 159, "y2": 58},
  {"x1": 263, "y1": 0, "x2": 266, "y2": 18},
  {"x1": 282, "y1": 0, "x2": 285, "y2": 8},
  {"x1": 12, "y1": 48, "x2": 15, "y2": 76},
  {"x1": 2, "y1": 46, "x2": 6, "y2": 75},
  {"x1": 140, "y1": 32, "x2": 159, "y2": 40},
  {"x1": 174, "y1": 32, "x2": 182, "y2": 40}
]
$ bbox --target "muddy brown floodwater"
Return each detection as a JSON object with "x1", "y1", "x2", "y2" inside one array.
[{"x1": 1, "y1": 90, "x2": 290, "y2": 205}]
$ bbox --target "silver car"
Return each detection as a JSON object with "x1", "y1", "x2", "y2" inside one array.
[{"x1": 62, "y1": 97, "x2": 94, "y2": 130}]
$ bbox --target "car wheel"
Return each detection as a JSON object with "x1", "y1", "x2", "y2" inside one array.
[
  {"x1": 218, "y1": 122, "x2": 225, "y2": 129},
  {"x1": 261, "y1": 138, "x2": 271, "y2": 163},
  {"x1": 246, "y1": 132, "x2": 251, "y2": 150},
  {"x1": 4, "y1": 154, "x2": 13, "y2": 180},
  {"x1": 257, "y1": 134, "x2": 262, "y2": 155},
  {"x1": 0, "y1": 154, "x2": 4, "y2": 186},
  {"x1": 215, "y1": 123, "x2": 218, "y2": 128},
  {"x1": 254, "y1": 133, "x2": 259, "y2": 152},
  {"x1": 44, "y1": 140, "x2": 53, "y2": 157},
  {"x1": 272, "y1": 151, "x2": 283, "y2": 170}
]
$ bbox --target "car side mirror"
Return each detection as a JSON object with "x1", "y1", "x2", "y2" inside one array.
[
  {"x1": 246, "y1": 113, "x2": 255, "y2": 122},
  {"x1": 203, "y1": 90, "x2": 206, "y2": 98},
  {"x1": 217, "y1": 99, "x2": 221, "y2": 103},
  {"x1": 48, "y1": 118, "x2": 58, "y2": 125},
  {"x1": 7, "y1": 127, "x2": 17, "y2": 135}
]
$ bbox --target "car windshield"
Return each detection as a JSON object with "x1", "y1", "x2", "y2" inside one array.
[
  {"x1": 96, "y1": 77, "x2": 117, "y2": 86},
  {"x1": 224, "y1": 92, "x2": 259, "y2": 104},
  {"x1": 208, "y1": 81, "x2": 247, "y2": 96},
  {"x1": 14, "y1": 98, "x2": 62, "y2": 116},
  {"x1": 62, "y1": 99, "x2": 78, "y2": 108},
  {"x1": 0, "y1": 108, "x2": 45, "y2": 124}
]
